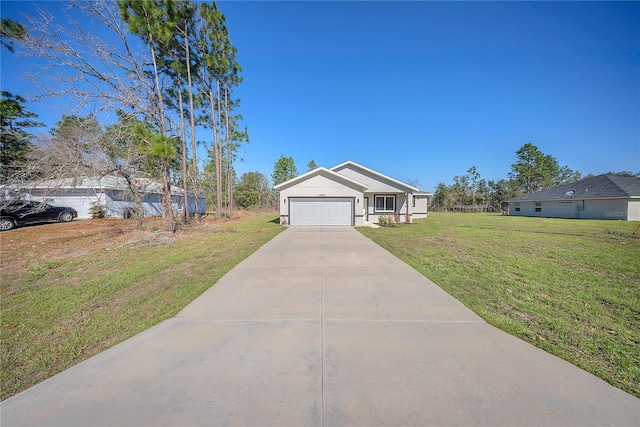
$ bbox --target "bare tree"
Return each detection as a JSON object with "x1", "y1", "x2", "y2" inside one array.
[{"x1": 14, "y1": 0, "x2": 179, "y2": 230}]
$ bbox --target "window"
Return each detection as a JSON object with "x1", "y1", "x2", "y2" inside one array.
[
  {"x1": 375, "y1": 195, "x2": 395, "y2": 212},
  {"x1": 535, "y1": 202, "x2": 542, "y2": 213},
  {"x1": 412, "y1": 196, "x2": 415, "y2": 208},
  {"x1": 514, "y1": 202, "x2": 521, "y2": 212}
]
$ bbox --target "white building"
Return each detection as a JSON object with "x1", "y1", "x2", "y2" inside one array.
[{"x1": 1, "y1": 176, "x2": 206, "y2": 219}]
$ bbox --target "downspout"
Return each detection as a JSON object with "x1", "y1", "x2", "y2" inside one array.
[{"x1": 577, "y1": 199, "x2": 585, "y2": 219}]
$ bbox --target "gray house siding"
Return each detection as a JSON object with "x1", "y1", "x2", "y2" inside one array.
[
  {"x1": 511, "y1": 199, "x2": 635, "y2": 220},
  {"x1": 629, "y1": 200, "x2": 640, "y2": 221},
  {"x1": 508, "y1": 174, "x2": 640, "y2": 221},
  {"x1": 581, "y1": 199, "x2": 632, "y2": 220},
  {"x1": 412, "y1": 194, "x2": 429, "y2": 219}
]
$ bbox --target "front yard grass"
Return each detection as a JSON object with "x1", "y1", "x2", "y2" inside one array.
[
  {"x1": 0, "y1": 212, "x2": 283, "y2": 401},
  {"x1": 358, "y1": 213, "x2": 640, "y2": 398}
]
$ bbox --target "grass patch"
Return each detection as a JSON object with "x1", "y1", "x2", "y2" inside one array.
[
  {"x1": 0, "y1": 212, "x2": 283, "y2": 400},
  {"x1": 358, "y1": 213, "x2": 640, "y2": 398},
  {"x1": 26, "y1": 260, "x2": 59, "y2": 281}
]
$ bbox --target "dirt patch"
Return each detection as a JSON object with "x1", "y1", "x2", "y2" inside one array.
[{"x1": 0, "y1": 215, "x2": 229, "y2": 280}]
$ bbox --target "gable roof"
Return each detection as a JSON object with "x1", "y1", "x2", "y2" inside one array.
[
  {"x1": 273, "y1": 167, "x2": 369, "y2": 191},
  {"x1": 508, "y1": 174, "x2": 640, "y2": 202},
  {"x1": 330, "y1": 160, "x2": 421, "y2": 193}
]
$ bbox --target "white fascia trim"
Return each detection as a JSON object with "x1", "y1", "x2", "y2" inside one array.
[
  {"x1": 330, "y1": 160, "x2": 421, "y2": 193},
  {"x1": 273, "y1": 167, "x2": 369, "y2": 191}
]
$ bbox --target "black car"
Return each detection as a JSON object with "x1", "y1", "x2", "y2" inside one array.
[{"x1": 0, "y1": 200, "x2": 78, "y2": 231}]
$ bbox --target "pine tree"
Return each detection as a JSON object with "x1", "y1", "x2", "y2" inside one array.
[{"x1": 0, "y1": 92, "x2": 43, "y2": 181}]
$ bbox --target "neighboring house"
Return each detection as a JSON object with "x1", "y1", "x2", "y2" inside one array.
[
  {"x1": 507, "y1": 174, "x2": 640, "y2": 221},
  {"x1": 0, "y1": 175, "x2": 206, "y2": 220},
  {"x1": 273, "y1": 161, "x2": 431, "y2": 226}
]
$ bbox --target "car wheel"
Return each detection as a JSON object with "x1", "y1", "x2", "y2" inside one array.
[
  {"x1": 59, "y1": 211, "x2": 74, "y2": 223},
  {"x1": 0, "y1": 218, "x2": 16, "y2": 231}
]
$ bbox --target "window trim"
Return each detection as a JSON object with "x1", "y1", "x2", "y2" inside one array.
[{"x1": 374, "y1": 194, "x2": 396, "y2": 213}]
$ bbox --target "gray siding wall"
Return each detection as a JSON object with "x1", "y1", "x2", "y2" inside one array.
[
  {"x1": 628, "y1": 200, "x2": 640, "y2": 221},
  {"x1": 510, "y1": 199, "x2": 635, "y2": 220},
  {"x1": 581, "y1": 199, "x2": 632, "y2": 220},
  {"x1": 413, "y1": 195, "x2": 429, "y2": 219}
]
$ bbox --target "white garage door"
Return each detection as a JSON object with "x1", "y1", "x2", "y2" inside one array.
[{"x1": 289, "y1": 198, "x2": 353, "y2": 226}]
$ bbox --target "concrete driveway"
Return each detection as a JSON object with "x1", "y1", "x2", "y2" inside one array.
[{"x1": 1, "y1": 226, "x2": 638, "y2": 426}]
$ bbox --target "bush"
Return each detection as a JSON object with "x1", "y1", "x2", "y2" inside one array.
[
  {"x1": 90, "y1": 203, "x2": 106, "y2": 219},
  {"x1": 378, "y1": 214, "x2": 397, "y2": 227},
  {"x1": 123, "y1": 207, "x2": 141, "y2": 220}
]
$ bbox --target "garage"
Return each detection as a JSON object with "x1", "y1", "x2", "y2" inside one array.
[{"x1": 289, "y1": 198, "x2": 353, "y2": 226}]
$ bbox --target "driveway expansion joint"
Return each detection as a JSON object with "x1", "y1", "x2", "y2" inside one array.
[{"x1": 2, "y1": 225, "x2": 638, "y2": 427}]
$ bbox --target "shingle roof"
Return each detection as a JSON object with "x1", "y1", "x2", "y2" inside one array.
[{"x1": 508, "y1": 174, "x2": 640, "y2": 202}]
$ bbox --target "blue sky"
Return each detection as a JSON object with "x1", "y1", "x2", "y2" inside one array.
[{"x1": 2, "y1": 1, "x2": 639, "y2": 192}]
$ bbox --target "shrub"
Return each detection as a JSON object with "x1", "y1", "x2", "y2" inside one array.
[{"x1": 90, "y1": 203, "x2": 106, "y2": 219}]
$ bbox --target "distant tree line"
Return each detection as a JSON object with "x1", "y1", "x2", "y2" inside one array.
[
  {"x1": 431, "y1": 143, "x2": 639, "y2": 212},
  {"x1": 218, "y1": 156, "x2": 318, "y2": 210}
]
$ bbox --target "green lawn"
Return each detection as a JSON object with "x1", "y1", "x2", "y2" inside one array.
[
  {"x1": 3, "y1": 212, "x2": 639, "y2": 401},
  {"x1": 0, "y1": 213, "x2": 283, "y2": 401},
  {"x1": 358, "y1": 213, "x2": 640, "y2": 398}
]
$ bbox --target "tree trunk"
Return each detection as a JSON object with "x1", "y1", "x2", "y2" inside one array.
[
  {"x1": 176, "y1": 73, "x2": 190, "y2": 223},
  {"x1": 161, "y1": 164, "x2": 174, "y2": 232},
  {"x1": 224, "y1": 88, "x2": 232, "y2": 219},
  {"x1": 121, "y1": 172, "x2": 146, "y2": 228},
  {"x1": 215, "y1": 81, "x2": 223, "y2": 218},
  {"x1": 184, "y1": 19, "x2": 200, "y2": 221},
  {"x1": 206, "y1": 86, "x2": 221, "y2": 219}
]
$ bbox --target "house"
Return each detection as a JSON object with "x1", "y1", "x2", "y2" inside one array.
[
  {"x1": 507, "y1": 174, "x2": 640, "y2": 221},
  {"x1": 0, "y1": 175, "x2": 206, "y2": 220},
  {"x1": 273, "y1": 161, "x2": 431, "y2": 226}
]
